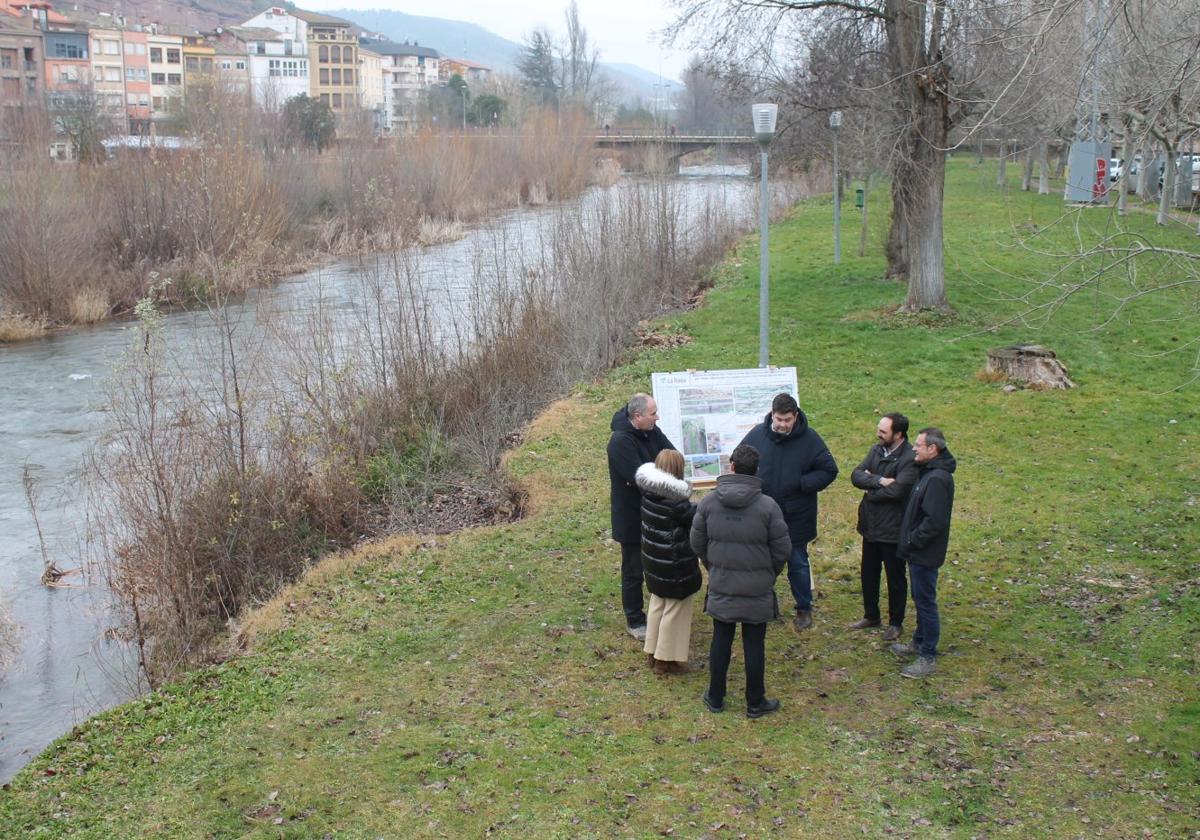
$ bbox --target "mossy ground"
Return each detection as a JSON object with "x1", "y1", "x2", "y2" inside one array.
[{"x1": 2, "y1": 160, "x2": 1197, "y2": 838}]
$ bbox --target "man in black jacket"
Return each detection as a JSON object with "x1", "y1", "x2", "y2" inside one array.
[
  {"x1": 892, "y1": 427, "x2": 957, "y2": 679},
  {"x1": 738, "y1": 393, "x2": 838, "y2": 631},
  {"x1": 849, "y1": 413, "x2": 918, "y2": 642},
  {"x1": 607, "y1": 393, "x2": 676, "y2": 640}
]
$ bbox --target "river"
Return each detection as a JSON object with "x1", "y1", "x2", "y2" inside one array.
[{"x1": 0, "y1": 164, "x2": 758, "y2": 781}]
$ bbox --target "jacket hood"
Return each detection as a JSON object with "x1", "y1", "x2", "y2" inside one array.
[
  {"x1": 921, "y1": 448, "x2": 957, "y2": 474},
  {"x1": 762, "y1": 408, "x2": 810, "y2": 442},
  {"x1": 635, "y1": 462, "x2": 691, "y2": 502},
  {"x1": 713, "y1": 473, "x2": 762, "y2": 508}
]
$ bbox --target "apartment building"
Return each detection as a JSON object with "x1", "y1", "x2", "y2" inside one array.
[
  {"x1": 89, "y1": 25, "x2": 126, "y2": 126},
  {"x1": 181, "y1": 33, "x2": 214, "y2": 89},
  {"x1": 361, "y1": 38, "x2": 440, "y2": 133},
  {"x1": 232, "y1": 11, "x2": 309, "y2": 110},
  {"x1": 147, "y1": 31, "x2": 182, "y2": 121},
  {"x1": 122, "y1": 29, "x2": 150, "y2": 133},
  {"x1": 300, "y1": 10, "x2": 356, "y2": 115},
  {"x1": 439, "y1": 57, "x2": 490, "y2": 85},
  {"x1": 358, "y1": 41, "x2": 383, "y2": 127},
  {"x1": 0, "y1": 15, "x2": 41, "y2": 133}
]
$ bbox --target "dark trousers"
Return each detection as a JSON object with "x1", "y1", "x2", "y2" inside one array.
[
  {"x1": 620, "y1": 541, "x2": 646, "y2": 627},
  {"x1": 707, "y1": 619, "x2": 767, "y2": 707},
  {"x1": 861, "y1": 540, "x2": 907, "y2": 627},
  {"x1": 908, "y1": 563, "x2": 940, "y2": 658}
]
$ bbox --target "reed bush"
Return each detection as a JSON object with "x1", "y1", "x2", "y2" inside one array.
[{"x1": 0, "y1": 310, "x2": 48, "y2": 342}]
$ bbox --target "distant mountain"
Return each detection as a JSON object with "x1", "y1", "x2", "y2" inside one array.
[
  {"x1": 328, "y1": 8, "x2": 682, "y2": 105},
  {"x1": 328, "y1": 8, "x2": 522, "y2": 72}
]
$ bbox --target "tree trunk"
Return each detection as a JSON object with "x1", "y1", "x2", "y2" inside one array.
[
  {"x1": 996, "y1": 142, "x2": 1007, "y2": 187},
  {"x1": 885, "y1": 0, "x2": 949, "y2": 308},
  {"x1": 859, "y1": 174, "x2": 872, "y2": 258},
  {"x1": 1021, "y1": 147, "x2": 1034, "y2": 191},
  {"x1": 1038, "y1": 142, "x2": 1050, "y2": 194},
  {"x1": 1158, "y1": 147, "x2": 1176, "y2": 225},
  {"x1": 901, "y1": 152, "x2": 948, "y2": 311},
  {"x1": 987, "y1": 344, "x2": 1075, "y2": 389},
  {"x1": 885, "y1": 174, "x2": 908, "y2": 280},
  {"x1": 1054, "y1": 142, "x2": 1068, "y2": 179}
]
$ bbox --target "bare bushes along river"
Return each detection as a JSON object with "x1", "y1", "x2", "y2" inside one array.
[{"x1": 0, "y1": 163, "x2": 820, "y2": 780}]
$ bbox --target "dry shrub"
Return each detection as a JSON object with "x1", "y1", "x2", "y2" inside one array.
[
  {"x1": 89, "y1": 165, "x2": 779, "y2": 684},
  {"x1": 0, "y1": 310, "x2": 48, "y2": 342},
  {"x1": 68, "y1": 288, "x2": 110, "y2": 324},
  {"x1": 0, "y1": 159, "x2": 103, "y2": 321}
]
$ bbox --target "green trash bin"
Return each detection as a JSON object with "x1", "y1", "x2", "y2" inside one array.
[{"x1": 855, "y1": 187, "x2": 864, "y2": 208}]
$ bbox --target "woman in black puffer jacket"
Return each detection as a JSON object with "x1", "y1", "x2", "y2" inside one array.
[{"x1": 635, "y1": 449, "x2": 701, "y2": 675}]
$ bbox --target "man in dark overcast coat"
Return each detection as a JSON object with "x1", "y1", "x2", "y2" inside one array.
[
  {"x1": 892, "y1": 427, "x2": 957, "y2": 679},
  {"x1": 738, "y1": 393, "x2": 838, "y2": 632},
  {"x1": 607, "y1": 393, "x2": 675, "y2": 640}
]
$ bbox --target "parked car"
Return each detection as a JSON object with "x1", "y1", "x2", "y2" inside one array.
[{"x1": 1156, "y1": 155, "x2": 1200, "y2": 192}]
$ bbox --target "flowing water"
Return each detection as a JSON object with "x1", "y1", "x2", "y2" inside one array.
[{"x1": 0, "y1": 165, "x2": 756, "y2": 781}]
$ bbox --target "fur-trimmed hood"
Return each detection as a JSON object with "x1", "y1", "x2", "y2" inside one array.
[{"x1": 635, "y1": 462, "x2": 691, "y2": 502}]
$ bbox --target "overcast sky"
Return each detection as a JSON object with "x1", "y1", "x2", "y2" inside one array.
[{"x1": 300, "y1": 0, "x2": 691, "y2": 80}]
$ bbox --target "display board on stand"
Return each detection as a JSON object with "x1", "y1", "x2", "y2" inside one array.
[{"x1": 651, "y1": 367, "x2": 799, "y2": 487}]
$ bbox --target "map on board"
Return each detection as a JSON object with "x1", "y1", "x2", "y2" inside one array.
[{"x1": 651, "y1": 367, "x2": 799, "y2": 484}]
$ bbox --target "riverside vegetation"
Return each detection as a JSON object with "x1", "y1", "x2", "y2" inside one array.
[
  {"x1": 1, "y1": 160, "x2": 1196, "y2": 836},
  {"x1": 0, "y1": 109, "x2": 599, "y2": 340}
]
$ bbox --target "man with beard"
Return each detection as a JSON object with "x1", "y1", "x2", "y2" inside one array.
[
  {"x1": 849, "y1": 413, "x2": 918, "y2": 642},
  {"x1": 607, "y1": 393, "x2": 675, "y2": 640},
  {"x1": 738, "y1": 393, "x2": 838, "y2": 631}
]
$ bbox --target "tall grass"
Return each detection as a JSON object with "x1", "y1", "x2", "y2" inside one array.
[
  {"x1": 86, "y1": 173, "x2": 776, "y2": 684},
  {"x1": 0, "y1": 109, "x2": 599, "y2": 333}
]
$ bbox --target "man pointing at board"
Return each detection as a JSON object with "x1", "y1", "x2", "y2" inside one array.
[{"x1": 738, "y1": 393, "x2": 838, "y2": 631}]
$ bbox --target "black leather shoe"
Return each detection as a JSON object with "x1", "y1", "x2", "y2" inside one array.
[
  {"x1": 702, "y1": 693, "x2": 725, "y2": 713},
  {"x1": 746, "y1": 698, "x2": 781, "y2": 719}
]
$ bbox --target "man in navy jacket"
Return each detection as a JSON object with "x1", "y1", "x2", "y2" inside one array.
[
  {"x1": 737, "y1": 393, "x2": 838, "y2": 631},
  {"x1": 607, "y1": 393, "x2": 676, "y2": 639},
  {"x1": 892, "y1": 427, "x2": 957, "y2": 679}
]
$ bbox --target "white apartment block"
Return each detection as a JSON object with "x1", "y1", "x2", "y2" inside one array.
[
  {"x1": 147, "y1": 32, "x2": 183, "y2": 120},
  {"x1": 89, "y1": 27, "x2": 126, "y2": 121},
  {"x1": 360, "y1": 38, "x2": 440, "y2": 133}
]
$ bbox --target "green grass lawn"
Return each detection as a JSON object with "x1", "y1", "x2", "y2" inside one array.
[{"x1": 3, "y1": 160, "x2": 1197, "y2": 838}]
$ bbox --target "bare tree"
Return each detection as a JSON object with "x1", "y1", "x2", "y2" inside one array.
[{"x1": 670, "y1": 0, "x2": 1074, "y2": 311}]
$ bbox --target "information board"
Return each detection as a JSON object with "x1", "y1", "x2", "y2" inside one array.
[{"x1": 651, "y1": 367, "x2": 799, "y2": 485}]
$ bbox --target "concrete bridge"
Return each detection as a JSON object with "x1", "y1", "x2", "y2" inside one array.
[{"x1": 594, "y1": 131, "x2": 756, "y2": 157}]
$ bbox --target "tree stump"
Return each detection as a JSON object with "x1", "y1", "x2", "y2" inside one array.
[{"x1": 986, "y1": 344, "x2": 1076, "y2": 390}]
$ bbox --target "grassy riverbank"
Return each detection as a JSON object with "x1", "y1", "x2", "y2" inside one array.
[{"x1": 2, "y1": 160, "x2": 1197, "y2": 837}]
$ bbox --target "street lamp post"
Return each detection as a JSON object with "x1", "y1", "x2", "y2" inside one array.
[
  {"x1": 752, "y1": 103, "x2": 778, "y2": 367},
  {"x1": 461, "y1": 85, "x2": 467, "y2": 132},
  {"x1": 830, "y1": 110, "x2": 842, "y2": 265}
]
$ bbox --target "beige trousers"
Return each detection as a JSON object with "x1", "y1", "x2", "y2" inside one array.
[{"x1": 643, "y1": 593, "x2": 694, "y2": 663}]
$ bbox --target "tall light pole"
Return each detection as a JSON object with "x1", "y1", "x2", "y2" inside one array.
[
  {"x1": 830, "y1": 110, "x2": 842, "y2": 264},
  {"x1": 752, "y1": 103, "x2": 778, "y2": 367},
  {"x1": 461, "y1": 85, "x2": 467, "y2": 132}
]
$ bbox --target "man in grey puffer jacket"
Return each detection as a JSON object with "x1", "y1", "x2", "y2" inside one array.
[{"x1": 690, "y1": 444, "x2": 792, "y2": 718}]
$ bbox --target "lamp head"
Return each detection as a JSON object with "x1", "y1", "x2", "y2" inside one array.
[{"x1": 752, "y1": 103, "x2": 778, "y2": 147}]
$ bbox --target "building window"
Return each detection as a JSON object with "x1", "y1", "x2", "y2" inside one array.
[
  {"x1": 151, "y1": 72, "x2": 166, "y2": 84},
  {"x1": 54, "y1": 42, "x2": 87, "y2": 59},
  {"x1": 166, "y1": 48, "x2": 180, "y2": 63},
  {"x1": 320, "y1": 93, "x2": 329, "y2": 105},
  {"x1": 167, "y1": 73, "x2": 181, "y2": 85},
  {"x1": 201, "y1": 58, "x2": 212, "y2": 73},
  {"x1": 152, "y1": 95, "x2": 164, "y2": 110},
  {"x1": 2, "y1": 49, "x2": 16, "y2": 70},
  {"x1": 150, "y1": 47, "x2": 162, "y2": 63},
  {"x1": 330, "y1": 68, "x2": 340, "y2": 85},
  {"x1": 343, "y1": 68, "x2": 353, "y2": 85},
  {"x1": 331, "y1": 92, "x2": 341, "y2": 108},
  {"x1": 319, "y1": 45, "x2": 328, "y2": 63},
  {"x1": 220, "y1": 60, "x2": 231, "y2": 70},
  {"x1": 236, "y1": 60, "x2": 245, "y2": 70},
  {"x1": 185, "y1": 56, "x2": 198, "y2": 72},
  {"x1": 254, "y1": 42, "x2": 265, "y2": 55},
  {"x1": 319, "y1": 68, "x2": 328, "y2": 84},
  {"x1": 105, "y1": 66, "x2": 121, "y2": 81},
  {"x1": 105, "y1": 40, "x2": 120, "y2": 55}
]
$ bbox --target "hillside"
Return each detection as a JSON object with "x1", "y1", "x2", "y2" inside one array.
[{"x1": 1, "y1": 162, "x2": 1195, "y2": 836}]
